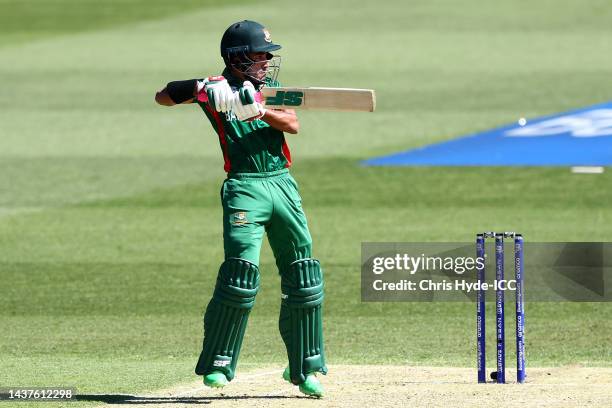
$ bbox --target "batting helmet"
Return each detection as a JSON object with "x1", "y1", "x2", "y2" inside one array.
[
  {"x1": 220, "y1": 20, "x2": 282, "y2": 86},
  {"x1": 220, "y1": 20, "x2": 281, "y2": 63}
]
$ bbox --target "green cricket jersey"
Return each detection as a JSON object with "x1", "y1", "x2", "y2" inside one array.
[{"x1": 196, "y1": 69, "x2": 291, "y2": 173}]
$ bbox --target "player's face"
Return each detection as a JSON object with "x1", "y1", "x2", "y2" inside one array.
[
  {"x1": 229, "y1": 51, "x2": 279, "y2": 85},
  {"x1": 244, "y1": 52, "x2": 270, "y2": 80}
]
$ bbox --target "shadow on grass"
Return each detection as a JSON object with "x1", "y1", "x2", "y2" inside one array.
[{"x1": 73, "y1": 393, "x2": 307, "y2": 404}]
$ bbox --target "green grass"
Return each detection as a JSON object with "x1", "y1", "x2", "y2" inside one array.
[
  {"x1": 0, "y1": 0, "x2": 244, "y2": 46},
  {"x1": 1, "y1": 0, "x2": 612, "y2": 401}
]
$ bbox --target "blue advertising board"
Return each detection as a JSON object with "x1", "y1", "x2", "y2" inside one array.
[{"x1": 364, "y1": 102, "x2": 612, "y2": 166}]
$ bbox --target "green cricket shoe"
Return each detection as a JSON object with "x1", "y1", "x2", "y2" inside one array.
[
  {"x1": 203, "y1": 371, "x2": 228, "y2": 388},
  {"x1": 282, "y1": 367, "x2": 324, "y2": 398}
]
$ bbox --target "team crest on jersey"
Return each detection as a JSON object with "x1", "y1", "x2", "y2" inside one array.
[
  {"x1": 263, "y1": 28, "x2": 272, "y2": 43},
  {"x1": 232, "y1": 211, "x2": 248, "y2": 225}
]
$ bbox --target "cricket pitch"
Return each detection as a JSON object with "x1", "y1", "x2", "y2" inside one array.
[{"x1": 91, "y1": 365, "x2": 612, "y2": 407}]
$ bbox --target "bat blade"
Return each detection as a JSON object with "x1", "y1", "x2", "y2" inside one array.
[{"x1": 259, "y1": 87, "x2": 376, "y2": 112}]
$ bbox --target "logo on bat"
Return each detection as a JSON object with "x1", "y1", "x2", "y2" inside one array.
[{"x1": 265, "y1": 91, "x2": 304, "y2": 107}]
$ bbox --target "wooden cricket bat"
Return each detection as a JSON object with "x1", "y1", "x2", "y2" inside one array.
[{"x1": 258, "y1": 87, "x2": 376, "y2": 112}]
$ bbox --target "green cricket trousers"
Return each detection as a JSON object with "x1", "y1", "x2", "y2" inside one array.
[
  {"x1": 222, "y1": 168, "x2": 312, "y2": 270},
  {"x1": 195, "y1": 168, "x2": 326, "y2": 381}
]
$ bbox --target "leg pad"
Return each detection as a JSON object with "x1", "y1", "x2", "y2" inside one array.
[
  {"x1": 195, "y1": 258, "x2": 259, "y2": 380},
  {"x1": 279, "y1": 258, "x2": 327, "y2": 384}
]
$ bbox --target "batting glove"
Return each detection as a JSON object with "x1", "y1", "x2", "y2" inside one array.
[
  {"x1": 204, "y1": 76, "x2": 235, "y2": 112},
  {"x1": 232, "y1": 81, "x2": 267, "y2": 122}
]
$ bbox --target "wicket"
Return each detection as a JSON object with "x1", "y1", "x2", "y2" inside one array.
[{"x1": 476, "y1": 232, "x2": 525, "y2": 384}]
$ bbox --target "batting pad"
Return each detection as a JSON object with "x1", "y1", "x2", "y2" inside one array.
[
  {"x1": 195, "y1": 258, "x2": 260, "y2": 380},
  {"x1": 279, "y1": 258, "x2": 327, "y2": 384}
]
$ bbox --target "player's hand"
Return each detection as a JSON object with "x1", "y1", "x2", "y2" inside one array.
[
  {"x1": 204, "y1": 76, "x2": 235, "y2": 112},
  {"x1": 232, "y1": 81, "x2": 266, "y2": 122}
]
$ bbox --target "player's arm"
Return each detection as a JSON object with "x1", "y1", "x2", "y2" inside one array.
[
  {"x1": 233, "y1": 81, "x2": 299, "y2": 134},
  {"x1": 155, "y1": 87, "x2": 193, "y2": 106},
  {"x1": 155, "y1": 79, "x2": 204, "y2": 106},
  {"x1": 157, "y1": 76, "x2": 236, "y2": 111},
  {"x1": 261, "y1": 109, "x2": 299, "y2": 134}
]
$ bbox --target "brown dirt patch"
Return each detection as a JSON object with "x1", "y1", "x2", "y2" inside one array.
[{"x1": 97, "y1": 365, "x2": 612, "y2": 407}]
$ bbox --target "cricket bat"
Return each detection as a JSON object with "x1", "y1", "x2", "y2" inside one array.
[{"x1": 258, "y1": 87, "x2": 376, "y2": 112}]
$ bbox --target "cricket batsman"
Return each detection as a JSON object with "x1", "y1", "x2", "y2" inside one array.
[{"x1": 154, "y1": 20, "x2": 326, "y2": 397}]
